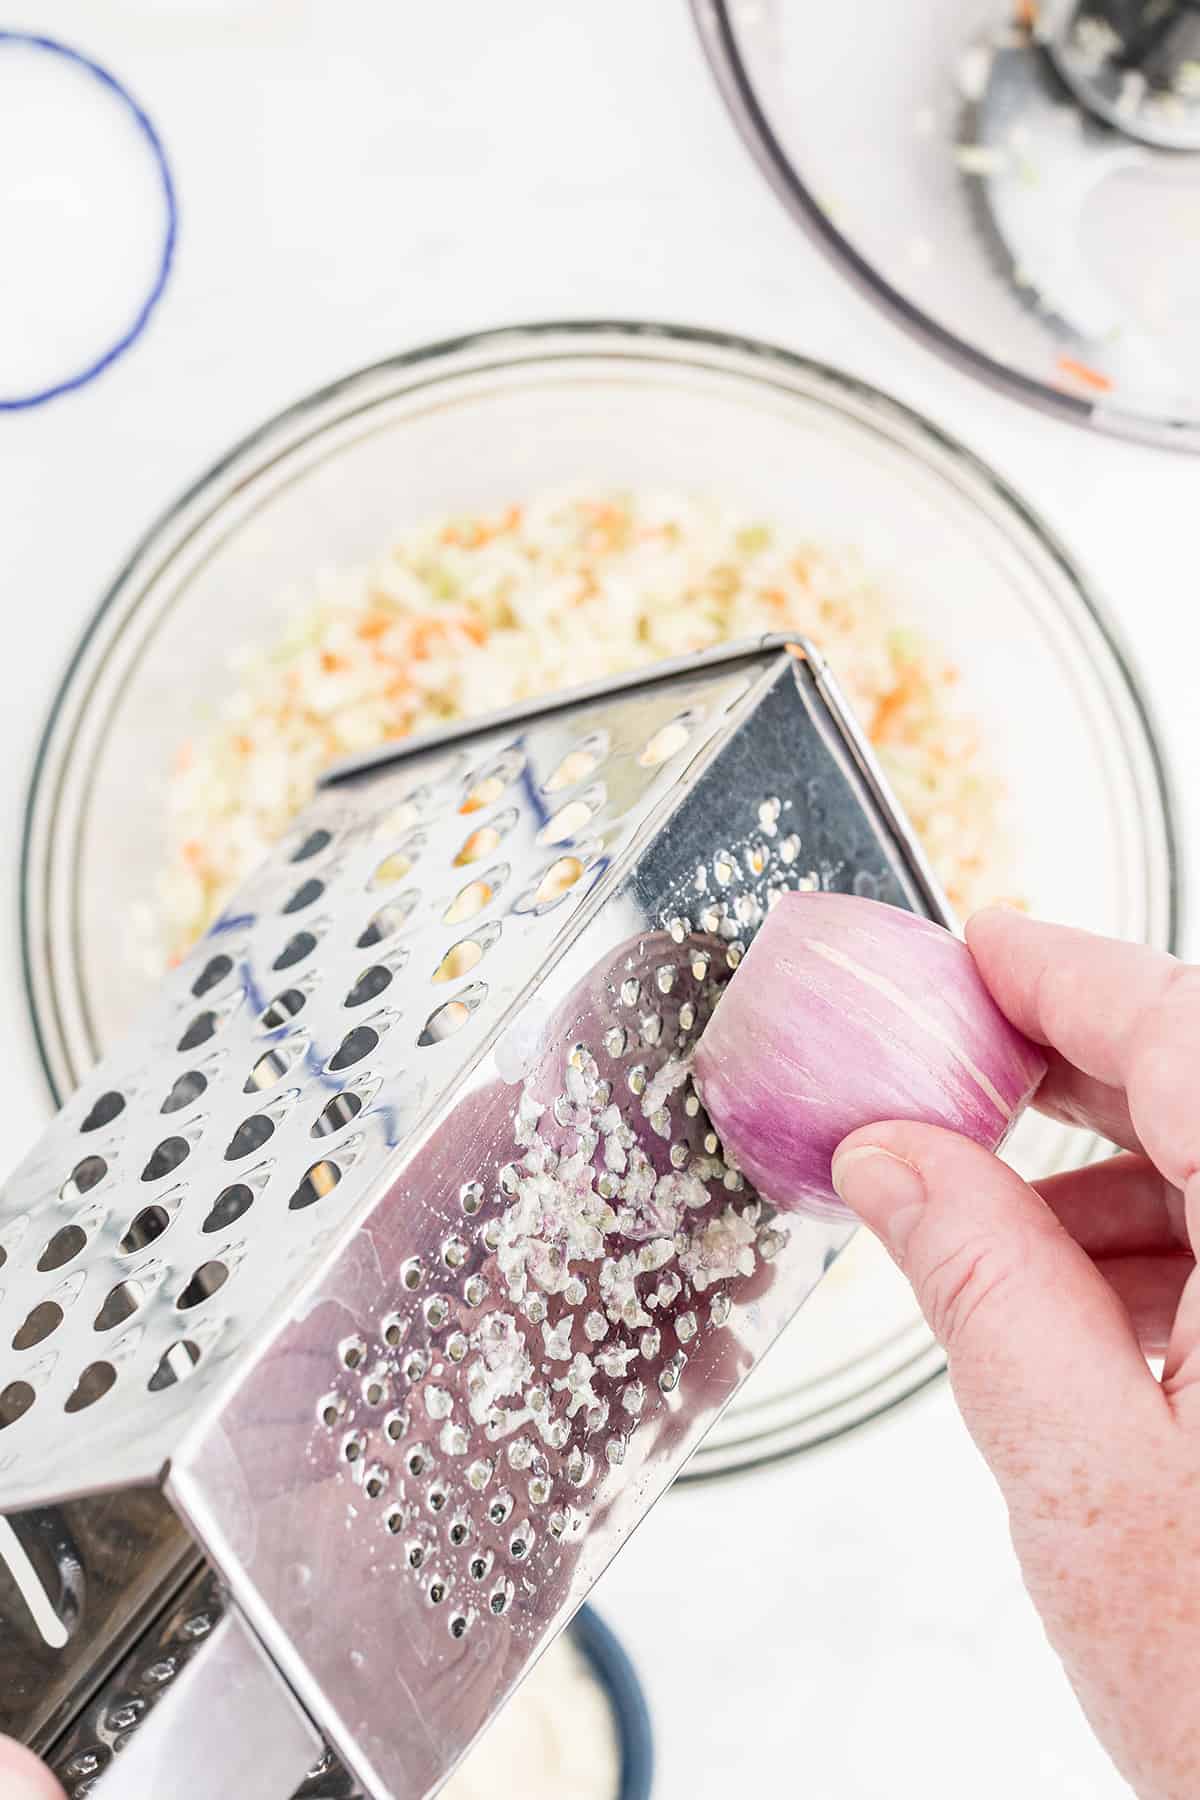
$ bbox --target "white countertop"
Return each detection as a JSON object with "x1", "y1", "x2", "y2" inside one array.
[{"x1": 5, "y1": 4, "x2": 1198, "y2": 1795}]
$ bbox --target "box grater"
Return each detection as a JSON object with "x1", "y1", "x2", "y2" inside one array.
[{"x1": 0, "y1": 637, "x2": 949, "y2": 1799}]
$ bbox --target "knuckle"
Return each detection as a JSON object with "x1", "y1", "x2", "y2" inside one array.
[{"x1": 913, "y1": 1235, "x2": 1015, "y2": 1352}]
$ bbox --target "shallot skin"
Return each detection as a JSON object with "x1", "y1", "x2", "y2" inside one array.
[{"x1": 693, "y1": 894, "x2": 1046, "y2": 1220}]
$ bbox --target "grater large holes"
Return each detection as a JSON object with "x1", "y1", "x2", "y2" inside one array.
[
  {"x1": 312, "y1": 1091, "x2": 363, "y2": 1137},
  {"x1": 202, "y1": 1184, "x2": 254, "y2": 1233},
  {"x1": 177, "y1": 1010, "x2": 220, "y2": 1053},
  {"x1": 418, "y1": 984, "x2": 486, "y2": 1046},
  {"x1": 432, "y1": 921, "x2": 500, "y2": 984},
  {"x1": 148, "y1": 1340, "x2": 201, "y2": 1391},
  {"x1": 273, "y1": 930, "x2": 318, "y2": 973},
  {"x1": 260, "y1": 988, "x2": 306, "y2": 1031},
  {"x1": 142, "y1": 1136, "x2": 191, "y2": 1182},
  {"x1": 283, "y1": 876, "x2": 325, "y2": 915},
  {"x1": 454, "y1": 810, "x2": 516, "y2": 868},
  {"x1": 291, "y1": 828, "x2": 331, "y2": 863},
  {"x1": 344, "y1": 965, "x2": 393, "y2": 1008},
  {"x1": 543, "y1": 735, "x2": 605, "y2": 794},
  {"x1": 119, "y1": 1206, "x2": 170, "y2": 1254},
  {"x1": 288, "y1": 1161, "x2": 342, "y2": 1211},
  {"x1": 245, "y1": 1039, "x2": 307, "y2": 1091},
  {"x1": 94, "y1": 1280, "x2": 144, "y2": 1332},
  {"x1": 65, "y1": 1362, "x2": 116, "y2": 1413},
  {"x1": 12, "y1": 1301, "x2": 63, "y2": 1351},
  {"x1": 161, "y1": 1070, "x2": 207, "y2": 1114},
  {"x1": 460, "y1": 750, "x2": 523, "y2": 813},
  {"x1": 191, "y1": 952, "x2": 234, "y2": 998},
  {"x1": 38, "y1": 1224, "x2": 87, "y2": 1272},
  {"x1": 224, "y1": 1114, "x2": 275, "y2": 1161},
  {"x1": 516, "y1": 856, "x2": 585, "y2": 912},
  {"x1": 177, "y1": 1261, "x2": 229, "y2": 1310},
  {"x1": 61, "y1": 1155, "x2": 106, "y2": 1202},
  {"x1": 81, "y1": 1090, "x2": 125, "y2": 1133},
  {"x1": 443, "y1": 867, "x2": 507, "y2": 926},
  {"x1": 369, "y1": 835, "x2": 424, "y2": 891},
  {"x1": 639, "y1": 713, "x2": 697, "y2": 767},
  {"x1": 358, "y1": 892, "x2": 418, "y2": 949},
  {"x1": 0, "y1": 1381, "x2": 35, "y2": 1427},
  {"x1": 537, "y1": 792, "x2": 600, "y2": 847},
  {"x1": 328, "y1": 1025, "x2": 377, "y2": 1072}
]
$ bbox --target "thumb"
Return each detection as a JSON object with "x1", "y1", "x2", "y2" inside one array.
[
  {"x1": 0, "y1": 1739, "x2": 64, "y2": 1799},
  {"x1": 831, "y1": 1121, "x2": 1161, "y2": 1495}
]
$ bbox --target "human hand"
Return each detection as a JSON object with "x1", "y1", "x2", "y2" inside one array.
[
  {"x1": 829, "y1": 908, "x2": 1200, "y2": 1799},
  {"x1": 0, "y1": 1735, "x2": 63, "y2": 1797}
]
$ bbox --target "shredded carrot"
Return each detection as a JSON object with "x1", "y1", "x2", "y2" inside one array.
[{"x1": 1056, "y1": 355, "x2": 1113, "y2": 393}]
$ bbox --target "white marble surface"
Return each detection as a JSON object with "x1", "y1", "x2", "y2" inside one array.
[{"x1": 4, "y1": 3, "x2": 1199, "y2": 1794}]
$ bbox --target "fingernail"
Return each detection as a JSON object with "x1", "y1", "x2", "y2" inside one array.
[{"x1": 831, "y1": 1146, "x2": 926, "y2": 1256}]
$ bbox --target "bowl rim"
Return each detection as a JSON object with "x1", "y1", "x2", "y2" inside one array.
[
  {"x1": 572, "y1": 1605, "x2": 655, "y2": 1800},
  {"x1": 689, "y1": 0, "x2": 1200, "y2": 455},
  {"x1": 18, "y1": 317, "x2": 1183, "y2": 1479}
]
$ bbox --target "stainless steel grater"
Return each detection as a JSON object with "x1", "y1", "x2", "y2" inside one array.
[{"x1": 0, "y1": 637, "x2": 950, "y2": 1800}]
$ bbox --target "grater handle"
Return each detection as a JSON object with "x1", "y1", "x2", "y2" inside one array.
[{"x1": 88, "y1": 1604, "x2": 321, "y2": 1800}]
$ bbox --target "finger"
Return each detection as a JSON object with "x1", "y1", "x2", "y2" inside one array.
[
  {"x1": 969, "y1": 909, "x2": 1200, "y2": 1195},
  {"x1": 1095, "y1": 1252, "x2": 1194, "y2": 1358},
  {"x1": 0, "y1": 1739, "x2": 64, "y2": 1799},
  {"x1": 1031, "y1": 1049, "x2": 1142, "y2": 1155},
  {"x1": 831, "y1": 1121, "x2": 1165, "y2": 1495},
  {"x1": 965, "y1": 908, "x2": 1178, "y2": 1089},
  {"x1": 1034, "y1": 1153, "x2": 1187, "y2": 1256}
]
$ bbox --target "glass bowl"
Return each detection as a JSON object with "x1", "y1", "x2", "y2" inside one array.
[{"x1": 21, "y1": 321, "x2": 1178, "y2": 1480}]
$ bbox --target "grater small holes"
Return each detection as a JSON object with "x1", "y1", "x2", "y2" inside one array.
[
  {"x1": 488, "y1": 1491, "x2": 514, "y2": 1526},
  {"x1": 0, "y1": 1381, "x2": 35, "y2": 1427},
  {"x1": 401, "y1": 1257, "x2": 425, "y2": 1292},
  {"x1": 291, "y1": 828, "x2": 331, "y2": 864},
  {"x1": 177, "y1": 1010, "x2": 219, "y2": 1053},
  {"x1": 442, "y1": 1238, "x2": 467, "y2": 1270},
  {"x1": 444, "y1": 868, "x2": 506, "y2": 926},
  {"x1": 12, "y1": 1301, "x2": 62, "y2": 1351},
  {"x1": 639, "y1": 715, "x2": 695, "y2": 767},
  {"x1": 81, "y1": 1090, "x2": 124, "y2": 1133},
  {"x1": 427, "y1": 1579, "x2": 446, "y2": 1605},
  {"x1": 468, "y1": 1550, "x2": 493, "y2": 1581},
  {"x1": 358, "y1": 892, "x2": 418, "y2": 949},
  {"x1": 202, "y1": 1185, "x2": 253, "y2": 1233},
  {"x1": 449, "y1": 1612, "x2": 469, "y2": 1640},
  {"x1": 61, "y1": 1155, "x2": 107, "y2": 1202},
  {"x1": 344, "y1": 965, "x2": 393, "y2": 1008},
  {"x1": 162, "y1": 1070, "x2": 207, "y2": 1114},
  {"x1": 460, "y1": 1181, "x2": 484, "y2": 1216},
  {"x1": 148, "y1": 1341, "x2": 201, "y2": 1391},
  {"x1": 384, "y1": 1411, "x2": 406, "y2": 1441},
  {"x1": 328, "y1": 1025, "x2": 377, "y2": 1072},
  {"x1": 543, "y1": 737, "x2": 604, "y2": 794},
  {"x1": 427, "y1": 1484, "x2": 448, "y2": 1515},
  {"x1": 245, "y1": 1040, "x2": 307, "y2": 1092},
  {"x1": 319, "y1": 1392, "x2": 346, "y2": 1428},
  {"x1": 283, "y1": 876, "x2": 325, "y2": 915},
  {"x1": 343, "y1": 1431, "x2": 366, "y2": 1465},
  {"x1": 369, "y1": 838, "x2": 423, "y2": 891},
  {"x1": 489, "y1": 1581, "x2": 512, "y2": 1615},
  {"x1": 38, "y1": 1224, "x2": 87, "y2": 1272},
  {"x1": 418, "y1": 984, "x2": 486, "y2": 1046},
  {"x1": 362, "y1": 1374, "x2": 387, "y2": 1408},
  {"x1": 384, "y1": 1507, "x2": 404, "y2": 1535},
  {"x1": 192, "y1": 953, "x2": 234, "y2": 998},
  {"x1": 382, "y1": 1316, "x2": 406, "y2": 1350},
  {"x1": 448, "y1": 1517, "x2": 470, "y2": 1547},
  {"x1": 423, "y1": 1296, "x2": 450, "y2": 1330},
  {"x1": 94, "y1": 1280, "x2": 144, "y2": 1332},
  {"x1": 312, "y1": 1091, "x2": 363, "y2": 1137},
  {"x1": 340, "y1": 1336, "x2": 366, "y2": 1370},
  {"x1": 224, "y1": 1114, "x2": 275, "y2": 1161},
  {"x1": 177, "y1": 1261, "x2": 229, "y2": 1310},
  {"x1": 403, "y1": 1349, "x2": 429, "y2": 1383},
  {"x1": 288, "y1": 1160, "x2": 342, "y2": 1211},
  {"x1": 407, "y1": 1445, "x2": 429, "y2": 1478},
  {"x1": 537, "y1": 792, "x2": 600, "y2": 847},
  {"x1": 464, "y1": 1271, "x2": 490, "y2": 1308},
  {"x1": 142, "y1": 1137, "x2": 190, "y2": 1183},
  {"x1": 273, "y1": 930, "x2": 318, "y2": 972},
  {"x1": 119, "y1": 1206, "x2": 169, "y2": 1254},
  {"x1": 260, "y1": 988, "x2": 306, "y2": 1031},
  {"x1": 65, "y1": 1362, "x2": 116, "y2": 1413}
]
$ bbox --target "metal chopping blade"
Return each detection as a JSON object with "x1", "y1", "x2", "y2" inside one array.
[{"x1": 0, "y1": 639, "x2": 949, "y2": 1799}]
